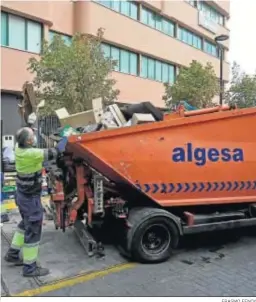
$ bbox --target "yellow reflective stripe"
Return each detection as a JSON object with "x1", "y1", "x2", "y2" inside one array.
[
  {"x1": 11, "y1": 231, "x2": 24, "y2": 248},
  {"x1": 23, "y1": 244, "x2": 39, "y2": 263}
]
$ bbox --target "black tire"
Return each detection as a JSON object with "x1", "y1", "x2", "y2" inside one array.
[{"x1": 127, "y1": 208, "x2": 180, "y2": 263}]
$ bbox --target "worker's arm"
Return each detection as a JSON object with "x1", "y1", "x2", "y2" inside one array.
[
  {"x1": 28, "y1": 148, "x2": 58, "y2": 164},
  {"x1": 43, "y1": 148, "x2": 58, "y2": 162}
]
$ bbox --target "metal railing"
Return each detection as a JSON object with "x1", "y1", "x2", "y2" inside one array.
[{"x1": 37, "y1": 115, "x2": 61, "y2": 149}]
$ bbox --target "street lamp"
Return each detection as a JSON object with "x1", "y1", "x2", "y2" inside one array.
[{"x1": 214, "y1": 34, "x2": 229, "y2": 106}]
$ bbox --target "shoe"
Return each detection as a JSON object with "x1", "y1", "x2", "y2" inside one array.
[
  {"x1": 4, "y1": 254, "x2": 23, "y2": 266},
  {"x1": 23, "y1": 267, "x2": 50, "y2": 277}
]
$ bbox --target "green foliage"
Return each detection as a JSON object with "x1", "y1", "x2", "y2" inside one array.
[
  {"x1": 226, "y1": 62, "x2": 256, "y2": 108},
  {"x1": 163, "y1": 60, "x2": 219, "y2": 109},
  {"x1": 27, "y1": 28, "x2": 119, "y2": 115}
]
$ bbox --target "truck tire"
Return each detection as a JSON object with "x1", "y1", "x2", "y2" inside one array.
[{"x1": 127, "y1": 208, "x2": 181, "y2": 263}]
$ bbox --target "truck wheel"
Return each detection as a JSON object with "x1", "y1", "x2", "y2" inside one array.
[{"x1": 127, "y1": 208, "x2": 180, "y2": 263}]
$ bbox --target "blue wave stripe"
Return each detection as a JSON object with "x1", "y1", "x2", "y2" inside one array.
[{"x1": 136, "y1": 181, "x2": 256, "y2": 194}]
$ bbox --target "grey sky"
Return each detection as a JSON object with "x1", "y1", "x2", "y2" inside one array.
[{"x1": 228, "y1": 0, "x2": 256, "y2": 75}]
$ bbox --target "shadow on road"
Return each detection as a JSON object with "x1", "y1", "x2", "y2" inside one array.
[{"x1": 179, "y1": 226, "x2": 256, "y2": 251}]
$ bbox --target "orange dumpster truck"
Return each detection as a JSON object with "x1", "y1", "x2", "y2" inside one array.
[{"x1": 49, "y1": 105, "x2": 256, "y2": 263}]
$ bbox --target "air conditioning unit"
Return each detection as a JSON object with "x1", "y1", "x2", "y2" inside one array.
[{"x1": 2, "y1": 135, "x2": 15, "y2": 150}]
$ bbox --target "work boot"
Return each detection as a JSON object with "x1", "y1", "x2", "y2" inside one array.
[
  {"x1": 4, "y1": 254, "x2": 23, "y2": 266},
  {"x1": 23, "y1": 267, "x2": 50, "y2": 277}
]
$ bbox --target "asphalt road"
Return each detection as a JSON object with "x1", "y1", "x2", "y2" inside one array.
[{"x1": 41, "y1": 227, "x2": 256, "y2": 297}]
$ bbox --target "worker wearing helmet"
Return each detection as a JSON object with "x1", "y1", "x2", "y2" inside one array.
[{"x1": 4, "y1": 127, "x2": 58, "y2": 277}]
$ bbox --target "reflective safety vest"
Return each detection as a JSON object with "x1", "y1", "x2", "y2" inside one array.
[{"x1": 15, "y1": 147, "x2": 45, "y2": 195}]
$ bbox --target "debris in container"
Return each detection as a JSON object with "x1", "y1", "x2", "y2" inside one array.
[
  {"x1": 51, "y1": 100, "x2": 162, "y2": 141},
  {"x1": 120, "y1": 101, "x2": 164, "y2": 122},
  {"x1": 100, "y1": 111, "x2": 119, "y2": 129},
  {"x1": 108, "y1": 104, "x2": 127, "y2": 126},
  {"x1": 77, "y1": 123, "x2": 102, "y2": 134},
  {"x1": 131, "y1": 113, "x2": 155, "y2": 125},
  {"x1": 124, "y1": 120, "x2": 132, "y2": 127},
  {"x1": 55, "y1": 108, "x2": 103, "y2": 129},
  {"x1": 59, "y1": 125, "x2": 80, "y2": 137}
]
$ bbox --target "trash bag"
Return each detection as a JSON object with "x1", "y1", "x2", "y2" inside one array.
[
  {"x1": 59, "y1": 125, "x2": 80, "y2": 137},
  {"x1": 180, "y1": 100, "x2": 197, "y2": 111}
]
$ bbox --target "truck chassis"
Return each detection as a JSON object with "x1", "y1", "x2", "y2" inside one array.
[{"x1": 47, "y1": 158, "x2": 256, "y2": 263}]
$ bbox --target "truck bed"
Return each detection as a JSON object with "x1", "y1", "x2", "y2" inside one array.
[{"x1": 66, "y1": 106, "x2": 256, "y2": 207}]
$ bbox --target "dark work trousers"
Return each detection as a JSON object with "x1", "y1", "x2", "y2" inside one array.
[{"x1": 7, "y1": 190, "x2": 44, "y2": 274}]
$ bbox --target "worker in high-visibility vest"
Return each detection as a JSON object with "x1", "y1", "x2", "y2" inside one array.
[{"x1": 4, "y1": 127, "x2": 58, "y2": 277}]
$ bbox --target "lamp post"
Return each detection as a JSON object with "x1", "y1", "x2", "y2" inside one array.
[{"x1": 214, "y1": 34, "x2": 229, "y2": 106}]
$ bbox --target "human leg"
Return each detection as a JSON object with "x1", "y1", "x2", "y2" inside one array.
[
  {"x1": 22, "y1": 194, "x2": 49, "y2": 277},
  {"x1": 4, "y1": 219, "x2": 25, "y2": 266}
]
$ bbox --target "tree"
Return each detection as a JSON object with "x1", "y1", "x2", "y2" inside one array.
[
  {"x1": 226, "y1": 62, "x2": 256, "y2": 108},
  {"x1": 163, "y1": 60, "x2": 219, "y2": 110},
  {"x1": 27, "y1": 28, "x2": 119, "y2": 115}
]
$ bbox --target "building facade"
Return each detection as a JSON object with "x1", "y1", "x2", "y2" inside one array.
[{"x1": 1, "y1": 0, "x2": 230, "y2": 135}]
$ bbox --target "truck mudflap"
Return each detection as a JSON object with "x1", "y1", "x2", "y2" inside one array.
[{"x1": 67, "y1": 106, "x2": 256, "y2": 208}]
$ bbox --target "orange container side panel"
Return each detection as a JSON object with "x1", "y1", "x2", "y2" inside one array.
[{"x1": 67, "y1": 107, "x2": 256, "y2": 207}]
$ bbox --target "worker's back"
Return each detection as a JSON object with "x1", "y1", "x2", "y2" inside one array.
[{"x1": 15, "y1": 147, "x2": 44, "y2": 174}]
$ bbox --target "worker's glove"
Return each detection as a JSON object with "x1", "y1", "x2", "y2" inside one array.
[
  {"x1": 27, "y1": 112, "x2": 37, "y2": 125},
  {"x1": 56, "y1": 137, "x2": 68, "y2": 153}
]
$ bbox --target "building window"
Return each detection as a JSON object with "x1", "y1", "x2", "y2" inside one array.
[
  {"x1": 1, "y1": 12, "x2": 8, "y2": 46},
  {"x1": 101, "y1": 44, "x2": 111, "y2": 58},
  {"x1": 49, "y1": 31, "x2": 72, "y2": 46},
  {"x1": 141, "y1": 7, "x2": 175, "y2": 37},
  {"x1": 101, "y1": 43, "x2": 175, "y2": 83},
  {"x1": 162, "y1": 63, "x2": 169, "y2": 83},
  {"x1": 94, "y1": 1, "x2": 139, "y2": 20},
  {"x1": 1, "y1": 11, "x2": 42, "y2": 53},
  {"x1": 178, "y1": 27, "x2": 202, "y2": 50},
  {"x1": 101, "y1": 43, "x2": 138, "y2": 75},
  {"x1": 129, "y1": 53, "x2": 138, "y2": 75},
  {"x1": 204, "y1": 40, "x2": 219, "y2": 57},
  {"x1": 198, "y1": 1, "x2": 225, "y2": 26},
  {"x1": 27, "y1": 20, "x2": 42, "y2": 53},
  {"x1": 162, "y1": 18, "x2": 175, "y2": 37},
  {"x1": 120, "y1": 49, "x2": 130, "y2": 73},
  {"x1": 155, "y1": 61, "x2": 162, "y2": 82},
  {"x1": 110, "y1": 47, "x2": 120, "y2": 71},
  {"x1": 141, "y1": 56, "x2": 148, "y2": 78},
  {"x1": 9, "y1": 15, "x2": 26, "y2": 50},
  {"x1": 140, "y1": 56, "x2": 175, "y2": 84}
]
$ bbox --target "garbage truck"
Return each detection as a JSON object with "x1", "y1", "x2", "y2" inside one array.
[
  {"x1": 44, "y1": 103, "x2": 256, "y2": 263},
  {"x1": 18, "y1": 85, "x2": 256, "y2": 263}
]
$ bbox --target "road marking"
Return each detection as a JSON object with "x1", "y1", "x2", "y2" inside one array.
[
  {"x1": 13, "y1": 263, "x2": 136, "y2": 297},
  {"x1": 4, "y1": 201, "x2": 17, "y2": 211}
]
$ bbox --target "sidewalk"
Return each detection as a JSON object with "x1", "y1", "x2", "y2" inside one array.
[{"x1": 1, "y1": 209, "x2": 130, "y2": 296}]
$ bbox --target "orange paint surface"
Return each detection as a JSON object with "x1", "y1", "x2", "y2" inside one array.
[{"x1": 68, "y1": 106, "x2": 256, "y2": 207}]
